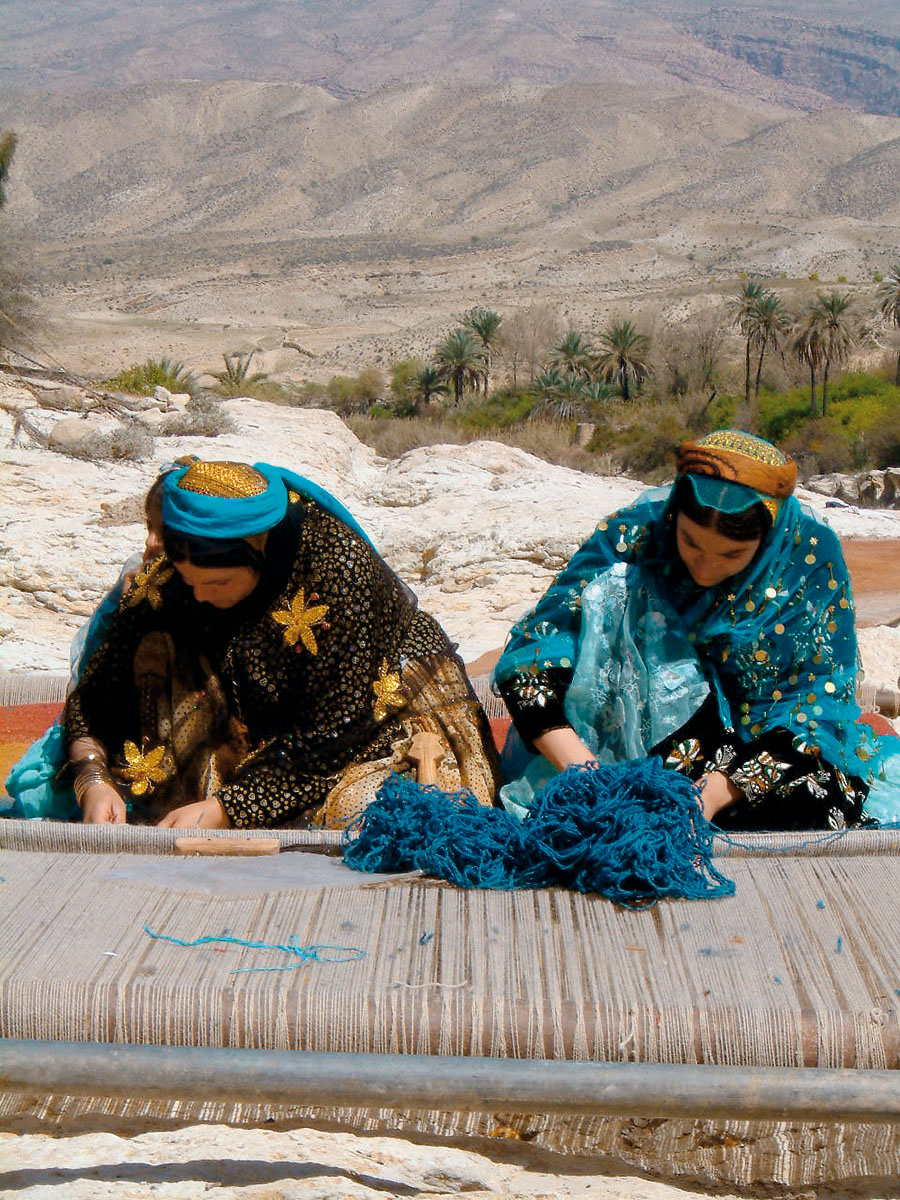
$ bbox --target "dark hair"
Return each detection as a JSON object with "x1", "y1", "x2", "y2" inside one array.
[
  {"x1": 145, "y1": 473, "x2": 169, "y2": 519},
  {"x1": 673, "y1": 475, "x2": 772, "y2": 542},
  {"x1": 163, "y1": 528, "x2": 267, "y2": 571}
]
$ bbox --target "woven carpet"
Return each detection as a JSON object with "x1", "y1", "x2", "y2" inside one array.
[
  {"x1": 1, "y1": 818, "x2": 899, "y2": 1186},
  {"x1": 2, "y1": 672, "x2": 900, "y2": 1186}
]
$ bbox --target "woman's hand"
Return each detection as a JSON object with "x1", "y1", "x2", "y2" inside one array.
[
  {"x1": 698, "y1": 771, "x2": 741, "y2": 821},
  {"x1": 81, "y1": 781, "x2": 128, "y2": 825},
  {"x1": 157, "y1": 796, "x2": 231, "y2": 829},
  {"x1": 533, "y1": 726, "x2": 598, "y2": 772}
]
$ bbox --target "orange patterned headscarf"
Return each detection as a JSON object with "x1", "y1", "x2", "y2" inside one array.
[{"x1": 676, "y1": 430, "x2": 797, "y2": 500}]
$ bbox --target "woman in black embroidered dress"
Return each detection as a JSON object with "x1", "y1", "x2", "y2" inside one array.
[{"x1": 65, "y1": 459, "x2": 499, "y2": 829}]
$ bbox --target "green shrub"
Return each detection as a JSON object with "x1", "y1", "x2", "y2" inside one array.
[
  {"x1": 707, "y1": 392, "x2": 739, "y2": 429},
  {"x1": 863, "y1": 408, "x2": 900, "y2": 469},
  {"x1": 781, "y1": 420, "x2": 855, "y2": 476},
  {"x1": 319, "y1": 368, "x2": 386, "y2": 415},
  {"x1": 290, "y1": 381, "x2": 329, "y2": 407},
  {"x1": 456, "y1": 388, "x2": 535, "y2": 430},
  {"x1": 389, "y1": 358, "x2": 426, "y2": 409},
  {"x1": 755, "y1": 373, "x2": 900, "y2": 459},
  {"x1": 102, "y1": 357, "x2": 196, "y2": 396},
  {"x1": 591, "y1": 404, "x2": 691, "y2": 480}
]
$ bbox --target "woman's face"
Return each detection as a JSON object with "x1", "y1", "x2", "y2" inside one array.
[
  {"x1": 143, "y1": 493, "x2": 165, "y2": 562},
  {"x1": 143, "y1": 522, "x2": 165, "y2": 562},
  {"x1": 675, "y1": 512, "x2": 761, "y2": 588},
  {"x1": 173, "y1": 561, "x2": 261, "y2": 608}
]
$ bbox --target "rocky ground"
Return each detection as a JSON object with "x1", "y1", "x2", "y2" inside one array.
[
  {"x1": 2, "y1": 382, "x2": 900, "y2": 1199},
  {"x1": 2, "y1": 1122, "x2": 896, "y2": 1200},
  {"x1": 2, "y1": 376, "x2": 900, "y2": 678}
]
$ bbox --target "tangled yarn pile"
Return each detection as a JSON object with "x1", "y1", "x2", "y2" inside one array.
[{"x1": 343, "y1": 759, "x2": 735, "y2": 906}]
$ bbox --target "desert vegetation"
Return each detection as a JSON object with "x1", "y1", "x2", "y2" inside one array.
[
  {"x1": 254, "y1": 271, "x2": 900, "y2": 482},
  {"x1": 102, "y1": 356, "x2": 197, "y2": 396},
  {"x1": 44, "y1": 263, "x2": 898, "y2": 479}
]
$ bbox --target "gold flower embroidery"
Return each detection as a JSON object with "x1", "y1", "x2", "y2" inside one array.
[
  {"x1": 119, "y1": 741, "x2": 168, "y2": 796},
  {"x1": 124, "y1": 558, "x2": 174, "y2": 610},
  {"x1": 271, "y1": 589, "x2": 330, "y2": 653},
  {"x1": 665, "y1": 738, "x2": 702, "y2": 773},
  {"x1": 372, "y1": 659, "x2": 404, "y2": 722}
]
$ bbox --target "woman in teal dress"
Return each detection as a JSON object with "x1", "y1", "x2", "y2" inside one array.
[{"x1": 494, "y1": 430, "x2": 900, "y2": 831}]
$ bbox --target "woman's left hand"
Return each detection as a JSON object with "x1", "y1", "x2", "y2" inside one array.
[
  {"x1": 157, "y1": 796, "x2": 231, "y2": 829},
  {"x1": 698, "y1": 771, "x2": 741, "y2": 822}
]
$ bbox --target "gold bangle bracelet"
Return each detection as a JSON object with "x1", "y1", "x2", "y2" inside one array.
[
  {"x1": 73, "y1": 768, "x2": 116, "y2": 807},
  {"x1": 70, "y1": 751, "x2": 108, "y2": 772}
]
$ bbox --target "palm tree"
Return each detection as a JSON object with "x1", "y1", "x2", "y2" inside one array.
[
  {"x1": 792, "y1": 308, "x2": 825, "y2": 416},
  {"x1": 548, "y1": 330, "x2": 594, "y2": 381},
  {"x1": 593, "y1": 319, "x2": 650, "y2": 401},
  {"x1": 412, "y1": 365, "x2": 449, "y2": 415},
  {"x1": 213, "y1": 350, "x2": 268, "y2": 397},
  {"x1": 462, "y1": 307, "x2": 502, "y2": 396},
  {"x1": 433, "y1": 328, "x2": 486, "y2": 405},
  {"x1": 749, "y1": 290, "x2": 789, "y2": 410},
  {"x1": 815, "y1": 291, "x2": 856, "y2": 416},
  {"x1": 530, "y1": 371, "x2": 601, "y2": 422},
  {"x1": 878, "y1": 262, "x2": 900, "y2": 386},
  {"x1": 730, "y1": 279, "x2": 766, "y2": 412}
]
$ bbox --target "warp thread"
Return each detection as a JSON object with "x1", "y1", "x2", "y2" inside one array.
[
  {"x1": 143, "y1": 925, "x2": 365, "y2": 973},
  {"x1": 343, "y1": 760, "x2": 735, "y2": 907}
]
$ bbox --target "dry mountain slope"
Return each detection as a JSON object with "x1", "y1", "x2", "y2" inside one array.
[
  {"x1": 3, "y1": 0, "x2": 900, "y2": 113},
  {"x1": 2, "y1": 2, "x2": 899, "y2": 375},
  {"x1": 6, "y1": 79, "x2": 900, "y2": 273}
]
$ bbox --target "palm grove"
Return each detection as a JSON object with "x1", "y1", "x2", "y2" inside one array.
[{"x1": 321, "y1": 269, "x2": 900, "y2": 477}]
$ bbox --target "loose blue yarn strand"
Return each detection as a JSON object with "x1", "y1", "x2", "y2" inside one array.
[
  {"x1": 715, "y1": 828, "x2": 852, "y2": 855},
  {"x1": 343, "y1": 762, "x2": 736, "y2": 906},
  {"x1": 143, "y1": 926, "x2": 366, "y2": 974}
]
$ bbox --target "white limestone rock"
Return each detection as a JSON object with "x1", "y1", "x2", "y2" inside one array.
[
  {"x1": 133, "y1": 408, "x2": 176, "y2": 431},
  {"x1": 27, "y1": 380, "x2": 93, "y2": 411},
  {"x1": 3, "y1": 397, "x2": 900, "y2": 673},
  {"x1": 153, "y1": 385, "x2": 191, "y2": 412},
  {"x1": 46, "y1": 415, "x2": 106, "y2": 453}
]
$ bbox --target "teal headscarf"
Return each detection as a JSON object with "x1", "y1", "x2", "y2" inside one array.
[{"x1": 161, "y1": 460, "x2": 373, "y2": 546}]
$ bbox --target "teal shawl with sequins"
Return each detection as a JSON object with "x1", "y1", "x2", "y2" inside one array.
[{"x1": 493, "y1": 485, "x2": 900, "y2": 824}]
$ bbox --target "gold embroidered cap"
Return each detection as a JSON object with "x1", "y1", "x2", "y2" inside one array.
[
  {"x1": 676, "y1": 430, "x2": 797, "y2": 520},
  {"x1": 178, "y1": 461, "x2": 268, "y2": 499},
  {"x1": 162, "y1": 460, "x2": 290, "y2": 538}
]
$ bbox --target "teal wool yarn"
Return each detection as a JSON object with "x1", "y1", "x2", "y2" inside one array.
[{"x1": 343, "y1": 759, "x2": 735, "y2": 905}]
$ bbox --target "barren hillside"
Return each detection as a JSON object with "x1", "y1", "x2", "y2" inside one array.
[
  {"x1": 3, "y1": 1, "x2": 900, "y2": 112},
  {"x1": 0, "y1": 1, "x2": 899, "y2": 378}
]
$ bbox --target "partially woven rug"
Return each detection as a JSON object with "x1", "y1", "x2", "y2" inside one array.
[
  {"x1": 3, "y1": 672, "x2": 900, "y2": 1187},
  {"x1": 2, "y1": 817, "x2": 900, "y2": 1187}
]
